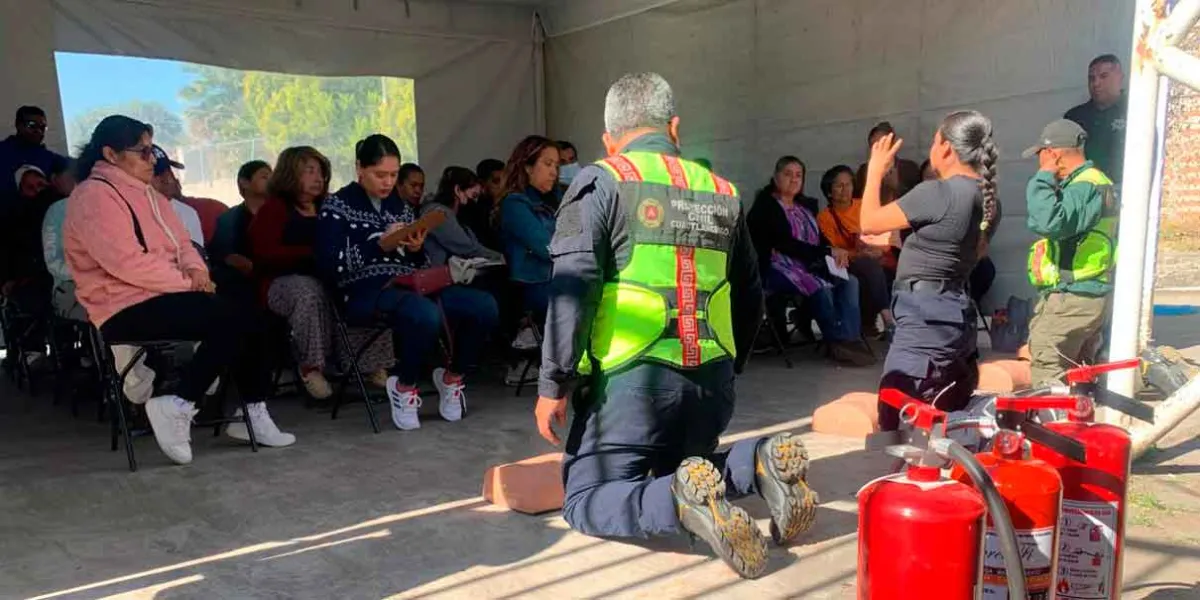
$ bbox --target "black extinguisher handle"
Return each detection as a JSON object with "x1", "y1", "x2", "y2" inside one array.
[
  {"x1": 1090, "y1": 388, "x2": 1156, "y2": 423},
  {"x1": 1021, "y1": 420, "x2": 1089, "y2": 463}
]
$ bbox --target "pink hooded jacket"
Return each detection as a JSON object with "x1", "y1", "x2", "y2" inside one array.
[{"x1": 64, "y1": 161, "x2": 207, "y2": 326}]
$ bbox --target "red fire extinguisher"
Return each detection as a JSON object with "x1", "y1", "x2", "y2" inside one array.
[
  {"x1": 950, "y1": 395, "x2": 1089, "y2": 599},
  {"x1": 1027, "y1": 359, "x2": 1147, "y2": 600},
  {"x1": 858, "y1": 390, "x2": 1028, "y2": 600}
]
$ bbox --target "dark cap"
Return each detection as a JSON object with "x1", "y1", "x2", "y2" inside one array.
[
  {"x1": 152, "y1": 144, "x2": 185, "y2": 175},
  {"x1": 1022, "y1": 119, "x2": 1088, "y2": 158}
]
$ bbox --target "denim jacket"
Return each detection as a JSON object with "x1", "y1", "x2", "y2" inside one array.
[{"x1": 500, "y1": 187, "x2": 558, "y2": 283}]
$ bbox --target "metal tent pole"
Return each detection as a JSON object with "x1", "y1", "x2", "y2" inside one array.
[
  {"x1": 1139, "y1": 75, "x2": 1169, "y2": 350},
  {"x1": 1107, "y1": 0, "x2": 1167, "y2": 401}
]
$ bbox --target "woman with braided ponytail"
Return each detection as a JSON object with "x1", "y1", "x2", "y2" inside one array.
[{"x1": 859, "y1": 110, "x2": 1000, "y2": 430}]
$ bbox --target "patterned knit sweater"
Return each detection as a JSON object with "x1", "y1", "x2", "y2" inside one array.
[{"x1": 315, "y1": 181, "x2": 430, "y2": 292}]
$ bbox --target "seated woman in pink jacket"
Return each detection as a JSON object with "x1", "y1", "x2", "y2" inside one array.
[{"x1": 64, "y1": 115, "x2": 295, "y2": 465}]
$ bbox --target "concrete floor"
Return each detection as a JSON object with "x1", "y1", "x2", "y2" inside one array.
[{"x1": 0, "y1": 318, "x2": 1198, "y2": 600}]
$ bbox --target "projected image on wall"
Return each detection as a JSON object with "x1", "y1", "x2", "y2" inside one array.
[{"x1": 56, "y1": 52, "x2": 417, "y2": 204}]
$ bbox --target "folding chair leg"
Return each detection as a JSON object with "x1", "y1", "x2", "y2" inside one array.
[
  {"x1": 333, "y1": 319, "x2": 382, "y2": 434},
  {"x1": 767, "y1": 317, "x2": 794, "y2": 369},
  {"x1": 110, "y1": 395, "x2": 119, "y2": 452},
  {"x1": 860, "y1": 334, "x2": 877, "y2": 360},
  {"x1": 239, "y1": 398, "x2": 259, "y2": 452},
  {"x1": 107, "y1": 381, "x2": 137, "y2": 472},
  {"x1": 211, "y1": 377, "x2": 227, "y2": 438},
  {"x1": 89, "y1": 336, "x2": 108, "y2": 423},
  {"x1": 514, "y1": 359, "x2": 533, "y2": 397}
]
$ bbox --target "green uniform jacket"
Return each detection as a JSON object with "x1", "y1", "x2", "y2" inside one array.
[{"x1": 1025, "y1": 160, "x2": 1113, "y2": 296}]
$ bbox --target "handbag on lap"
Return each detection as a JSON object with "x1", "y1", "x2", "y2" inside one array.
[{"x1": 391, "y1": 266, "x2": 453, "y2": 296}]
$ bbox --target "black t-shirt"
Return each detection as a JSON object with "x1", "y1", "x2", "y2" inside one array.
[
  {"x1": 895, "y1": 176, "x2": 983, "y2": 282},
  {"x1": 1065, "y1": 96, "x2": 1127, "y2": 183}
]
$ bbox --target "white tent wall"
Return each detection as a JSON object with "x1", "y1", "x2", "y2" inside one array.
[
  {"x1": 2, "y1": 0, "x2": 541, "y2": 174},
  {"x1": 544, "y1": 0, "x2": 1135, "y2": 307},
  {"x1": 1, "y1": 0, "x2": 69, "y2": 153}
]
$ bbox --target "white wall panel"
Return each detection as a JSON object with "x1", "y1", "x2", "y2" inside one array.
[
  {"x1": 1, "y1": 0, "x2": 68, "y2": 153},
  {"x1": 546, "y1": 0, "x2": 1136, "y2": 307}
]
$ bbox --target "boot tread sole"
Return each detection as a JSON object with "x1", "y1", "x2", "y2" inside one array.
[
  {"x1": 760, "y1": 435, "x2": 819, "y2": 545},
  {"x1": 674, "y1": 457, "x2": 768, "y2": 579}
]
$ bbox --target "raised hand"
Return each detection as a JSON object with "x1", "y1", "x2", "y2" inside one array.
[{"x1": 868, "y1": 133, "x2": 904, "y2": 180}]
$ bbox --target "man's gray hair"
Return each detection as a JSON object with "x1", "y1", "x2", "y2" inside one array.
[{"x1": 604, "y1": 73, "x2": 676, "y2": 138}]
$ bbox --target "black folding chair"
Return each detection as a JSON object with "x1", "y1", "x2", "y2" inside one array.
[
  {"x1": 327, "y1": 300, "x2": 388, "y2": 434},
  {"x1": 511, "y1": 312, "x2": 543, "y2": 397},
  {"x1": 47, "y1": 313, "x2": 105, "y2": 418},
  {"x1": 753, "y1": 295, "x2": 797, "y2": 369},
  {"x1": 1, "y1": 298, "x2": 41, "y2": 394},
  {"x1": 88, "y1": 326, "x2": 258, "y2": 472}
]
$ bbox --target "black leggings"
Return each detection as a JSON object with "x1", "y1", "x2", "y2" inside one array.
[
  {"x1": 100, "y1": 292, "x2": 270, "y2": 405},
  {"x1": 969, "y1": 256, "x2": 997, "y2": 308},
  {"x1": 849, "y1": 255, "x2": 893, "y2": 328}
]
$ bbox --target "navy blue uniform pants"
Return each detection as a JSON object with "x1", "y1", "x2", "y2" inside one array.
[
  {"x1": 878, "y1": 284, "x2": 979, "y2": 431},
  {"x1": 561, "y1": 360, "x2": 762, "y2": 538}
]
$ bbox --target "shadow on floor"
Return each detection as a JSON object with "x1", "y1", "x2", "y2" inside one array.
[{"x1": 0, "y1": 351, "x2": 881, "y2": 599}]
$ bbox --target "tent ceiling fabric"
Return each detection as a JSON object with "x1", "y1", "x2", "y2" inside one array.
[{"x1": 52, "y1": 0, "x2": 535, "y2": 76}]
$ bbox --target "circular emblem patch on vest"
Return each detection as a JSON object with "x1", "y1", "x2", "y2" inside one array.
[{"x1": 638, "y1": 198, "x2": 664, "y2": 228}]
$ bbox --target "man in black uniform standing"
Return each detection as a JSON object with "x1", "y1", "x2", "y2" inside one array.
[
  {"x1": 533, "y1": 72, "x2": 818, "y2": 579},
  {"x1": 1065, "y1": 54, "x2": 1127, "y2": 186}
]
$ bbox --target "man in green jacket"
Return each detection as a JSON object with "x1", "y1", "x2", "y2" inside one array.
[{"x1": 1023, "y1": 119, "x2": 1119, "y2": 385}]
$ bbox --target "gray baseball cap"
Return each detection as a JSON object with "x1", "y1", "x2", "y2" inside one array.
[{"x1": 1022, "y1": 119, "x2": 1088, "y2": 158}]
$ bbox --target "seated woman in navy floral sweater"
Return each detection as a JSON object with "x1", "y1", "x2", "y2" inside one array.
[{"x1": 315, "y1": 134, "x2": 499, "y2": 431}]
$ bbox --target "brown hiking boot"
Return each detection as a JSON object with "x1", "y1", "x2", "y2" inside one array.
[
  {"x1": 672, "y1": 457, "x2": 769, "y2": 579},
  {"x1": 755, "y1": 433, "x2": 819, "y2": 545}
]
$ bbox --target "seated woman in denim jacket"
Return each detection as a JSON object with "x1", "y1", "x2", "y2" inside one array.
[
  {"x1": 498, "y1": 135, "x2": 560, "y2": 319},
  {"x1": 316, "y1": 134, "x2": 499, "y2": 432}
]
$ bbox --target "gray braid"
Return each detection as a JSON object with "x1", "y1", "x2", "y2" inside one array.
[{"x1": 977, "y1": 136, "x2": 999, "y2": 233}]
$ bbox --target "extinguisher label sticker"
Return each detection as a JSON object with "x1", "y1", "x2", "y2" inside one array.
[
  {"x1": 982, "y1": 526, "x2": 1056, "y2": 599},
  {"x1": 1056, "y1": 500, "x2": 1119, "y2": 599}
]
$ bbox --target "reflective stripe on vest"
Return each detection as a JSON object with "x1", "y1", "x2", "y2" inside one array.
[
  {"x1": 1027, "y1": 167, "x2": 1119, "y2": 289},
  {"x1": 580, "y1": 152, "x2": 740, "y2": 374}
]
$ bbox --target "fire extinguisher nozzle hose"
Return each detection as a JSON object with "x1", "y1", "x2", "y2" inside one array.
[{"x1": 937, "y1": 439, "x2": 1029, "y2": 600}]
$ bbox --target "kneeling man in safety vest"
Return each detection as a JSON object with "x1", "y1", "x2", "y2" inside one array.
[
  {"x1": 1024, "y1": 119, "x2": 1119, "y2": 386},
  {"x1": 533, "y1": 72, "x2": 818, "y2": 579}
]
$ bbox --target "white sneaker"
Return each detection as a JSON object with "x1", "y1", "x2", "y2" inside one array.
[
  {"x1": 511, "y1": 327, "x2": 539, "y2": 350},
  {"x1": 387, "y1": 376, "x2": 422, "y2": 431},
  {"x1": 144, "y1": 395, "x2": 198, "y2": 465},
  {"x1": 432, "y1": 367, "x2": 465, "y2": 422},
  {"x1": 301, "y1": 371, "x2": 333, "y2": 399},
  {"x1": 226, "y1": 402, "x2": 296, "y2": 447}
]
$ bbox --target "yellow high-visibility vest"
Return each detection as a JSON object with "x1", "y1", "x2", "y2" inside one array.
[{"x1": 579, "y1": 152, "x2": 741, "y2": 375}]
